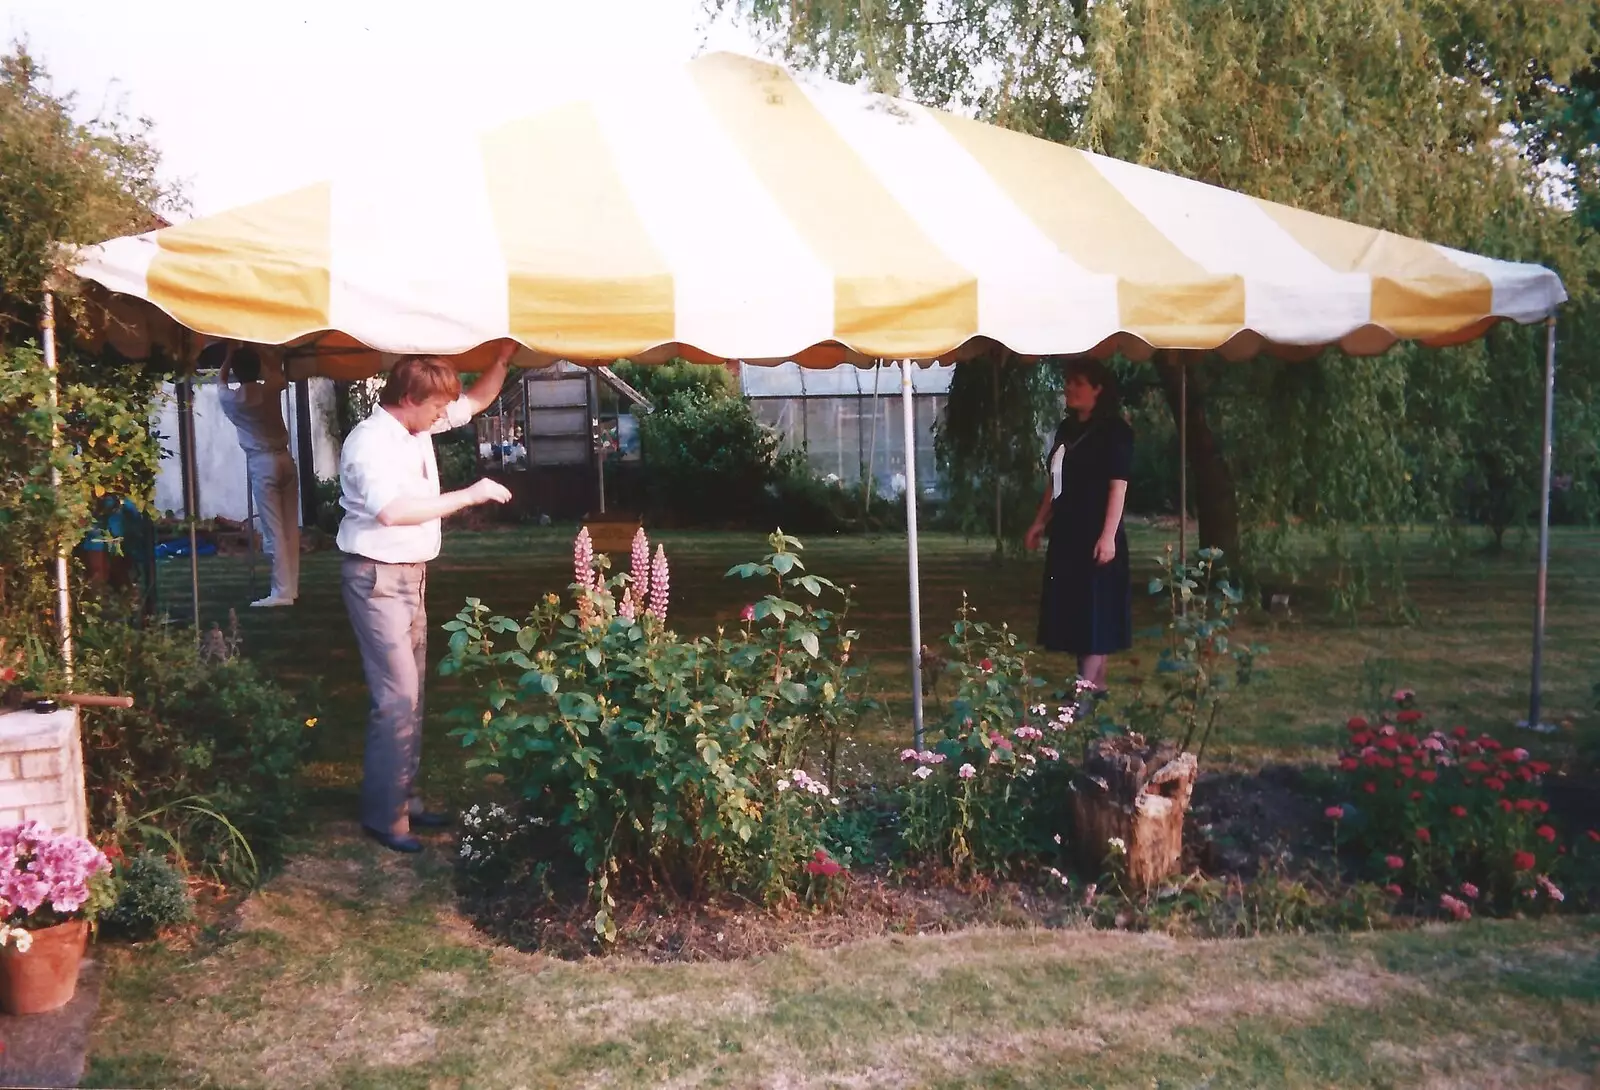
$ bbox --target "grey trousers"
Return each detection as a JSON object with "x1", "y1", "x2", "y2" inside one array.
[
  {"x1": 246, "y1": 448, "x2": 300, "y2": 600},
  {"x1": 341, "y1": 555, "x2": 428, "y2": 836}
]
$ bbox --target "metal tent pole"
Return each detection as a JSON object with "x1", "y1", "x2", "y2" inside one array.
[
  {"x1": 177, "y1": 377, "x2": 201, "y2": 637},
  {"x1": 42, "y1": 293, "x2": 74, "y2": 682},
  {"x1": 901, "y1": 361, "x2": 926, "y2": 749},
  {"x1": 993, "y1": 359, "x2": 1003, "y2": 558},
  {"x1": 1528, "y1": 316, "x2": 1558, "y2": 731},
  {"x1": 246, "y1": 459, "x2": 258, "y2": 601},
  {"x1": 1179, "y1": 351, "x2": 1188, "y2": 572}
]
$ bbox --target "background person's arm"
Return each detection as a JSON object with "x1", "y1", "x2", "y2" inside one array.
[
  {"x1": 1093, "y1": 481, "x2": 1129, "y2": 564},
  {"x1": 376, "y1": 479, "x2": 511, "y2": 527},
  {"x1": 1024, "y1": 487, "x2": 1053, "y2": 551}
]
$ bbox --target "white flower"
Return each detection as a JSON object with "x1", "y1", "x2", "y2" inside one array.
[
  {"x1": 958, "y1": 763, "x2": 976, "y2": 780},
  {"x1": 913, "y1": 766, "x2": 934, "y2": 780},
  {"x1": 1030, "y1": 704, "x2": 1048, "y2": 717},
  {"x1": 1040, "y1": 747, "x2": 1060, "y2": 761},
  {"x1": 776, "y1": 780, "x2": 790, "y2": 792},
  {"x1": 1053, "y1": 834, "x2": 1062, "y2": 844},
  {"x1": 900, "y1": 748, "x2": 919, "y2": 763},
  {"x1": 1107, "y1": 837, "x2": 1127, "y2": 855}
]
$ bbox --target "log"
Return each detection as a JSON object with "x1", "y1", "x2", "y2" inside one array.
[{"x1": 1071, "y1": 734, "x2": 1198, "y2": 890}]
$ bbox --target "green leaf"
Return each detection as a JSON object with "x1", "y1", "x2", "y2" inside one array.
[
  {"x1": 799, "y1": 631, "x2": 820, "y2": 658},
  {"x1": 585, "y1": 647, "x2": 602, "y2": 668}
]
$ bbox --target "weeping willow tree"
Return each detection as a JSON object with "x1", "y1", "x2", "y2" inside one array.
[
  {"x1": 932, "y1": 346, "x2": 1061, "y2": 556},
  {"x1": 718, "y1": 0, "x2": 1600, "y2": 606}
]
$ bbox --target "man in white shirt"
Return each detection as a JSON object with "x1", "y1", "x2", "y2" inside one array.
[
  {"x1": 338, "y1": 347, "x2": 515, "y2": 852},
  {"x1": 206, "y1": 342, "x2": 299, "y2": 607}
]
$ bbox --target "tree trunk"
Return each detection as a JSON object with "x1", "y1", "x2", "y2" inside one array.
[
  {"x1": 1154, "y1": 352, "x2": 1240, "y2": 560},
  {"x1": 1071, "y1": 736, "x2": 1198, "y2": 890}
]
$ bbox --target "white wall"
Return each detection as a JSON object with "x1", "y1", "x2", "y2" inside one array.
[{"x1": 153, "y1": 377, "x2": 341, "y2": 522}]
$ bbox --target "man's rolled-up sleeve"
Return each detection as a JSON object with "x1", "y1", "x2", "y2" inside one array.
[{"x1": 431, "y1": 395, "x2": 475, "y2": 435}]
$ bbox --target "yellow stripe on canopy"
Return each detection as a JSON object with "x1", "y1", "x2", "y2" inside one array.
[
  {"x1": 482, "y1": 104, "x2": 675, "y2": 357},
  {"x1": 692, "y1": 53, "x2": 978, "y2": 358},
  {"x1": 146, "y1": 183, "x2": 332, "y2": 342},
  {"x1": 934, "y1": 113, "x2": 1245, "y2": 347},
  {"x1": 1255, "y1": 199, "x2": 1494, "y2": 339}
]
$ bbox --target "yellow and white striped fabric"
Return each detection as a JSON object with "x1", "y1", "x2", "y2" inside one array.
[{"x1": 75, "y1": 51, "x2": 1565, "y2": 378}]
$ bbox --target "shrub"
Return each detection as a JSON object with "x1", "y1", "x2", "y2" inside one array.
[
  {"x1": 1117, "y1": 546, "x2": 1262, "y2": 757},
  {"x1": 637, "y1": 389, "x2": 786, "y2": 523},
  {"x1": 1326, "y1": 690, "x2": 1570, "y2": 915},
  {"x1": 73, "y1": 612, "x2": 313, "y2": 884},
  {"x1": 898, "y1": 597, "x2": 1072, "y2": 875},
  {"x1": 100, "y1": 850, "x2": 193, "y2": 940},
  {"x1": 443, "y1": 528, "x2": 872, "y2": 942}
]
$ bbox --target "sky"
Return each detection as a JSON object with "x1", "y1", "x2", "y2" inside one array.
[{"x1": 1, "y1": 0, "x2": 768, "y2": 219}]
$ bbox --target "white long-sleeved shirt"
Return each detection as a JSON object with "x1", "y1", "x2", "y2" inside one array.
[{"x1": 335, "y1": 396, "x2": 474, "y2": 563}]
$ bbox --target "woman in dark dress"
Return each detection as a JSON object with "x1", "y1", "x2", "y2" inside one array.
[{"x1": 1024, "y1": 359, "x2": 1133, "y2": 693}]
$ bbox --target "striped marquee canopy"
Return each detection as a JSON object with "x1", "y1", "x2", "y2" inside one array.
[{"x1": 75, "y1": 51, "x2": 1566, "y2": 378}]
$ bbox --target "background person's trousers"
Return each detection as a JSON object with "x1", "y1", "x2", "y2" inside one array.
[
  {"x1": 341, "y1": 555, "x2": 428, "y2": 837},
  {"x1": 247, "y1": 447, "x2": 300, "y2": 601}
]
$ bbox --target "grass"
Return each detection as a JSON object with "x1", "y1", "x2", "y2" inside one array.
[{"x1": 81, "y1": 523, "x2": 1600, "y2": 1087}]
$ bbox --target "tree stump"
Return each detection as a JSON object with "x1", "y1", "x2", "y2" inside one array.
[{"x1": 1070, "y1": 735, "x2": 1198, "y2": 890}]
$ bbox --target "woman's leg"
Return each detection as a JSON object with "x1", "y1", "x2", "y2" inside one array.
[{"x1": 1076, "y1": 654, "x2": 1108, "y2": 692}]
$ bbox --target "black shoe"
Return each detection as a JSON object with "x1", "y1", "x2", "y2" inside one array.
[
  {"x1": 363, "y1": 826, "x2": 423, "y2": 853},
  {"x1": 409, "y1": 810, "x2": 453, "y2": 829}
]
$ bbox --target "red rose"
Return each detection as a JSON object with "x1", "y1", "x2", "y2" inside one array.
[
  {"x1": 1401, "y1": 768, "x2": 1416, "y2": 780},
  {"x1": 1416, "y1": 828, "x2": 1431, "y2": 844},
  {"x1": 1484, "y1": 778, "x2": 1505, "y2": 792},
  {"x1": 1398, "y1": 734, "x2": 1419, "y2": 749},
  {"x1": 1536, "y1": 801, "x2": 1549, "y2": 814},
  {"x1": 1587, "y1": 829, "x2": 1600, "y2": 843},
  {"x1": 1378, "y1": 736, "x2": 1400, "y2": 752},
  {"x1": 1450, "y1": 805, "x2": 1467, "y2": 818},
  {"x1": 1364, "y1": 782, "x2": 1377, "y2": 794},
  {"x1": 1339, "y1": 757, "x2": 1360, "y2": 772},
  {"x1": 1411, "y1": 791, "x2": 1423, "y2": 801},
  {"x1": 1385, "y1": 855, "x2": 1404, "y2": 870},
  {"x1": 1418, "y1": 770, "x2": 1438, "y2": 784},
  {"x1": 1536, "y1": 824, "x2": 1556, "y2": 842},
  {"x1": 1347, "y1": 717, "x2": 1370, "y2": 731},
  {"x1": 979, "y1": 658, "x2": 994, "y2": 672},
  {"x1": 1350, "y1": 732, "x2": 1373, "y2": 747},
  {"x1": 1397, "y1": 710, "x2": 1424, "y2": 724},
  {"x1": 1480, "y1": 737, "x2": 1503, "y2": 752},
  {"x1": 1452, "y1": 727, "x2": 1469, "y2": 739},
  {"x1": 1498, "y1": 799, "x2": 1514, "y2": 813},
  {"x1": 1466, "y1": 761, "x2": 1490, "y2": 774},
  {"x1": 1514, "y1": 799, "x2": 1536, "y2": 813},
  {"x1": 1529, "y1": 761, "x2": 1551, "y2": 775},
  {"x1": 1512, "y1": 851, "x2": 1536, "y2": 871}
]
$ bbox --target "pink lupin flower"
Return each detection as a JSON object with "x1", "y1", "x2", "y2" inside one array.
[
  {"x1": 630, "y1": 528, "x2": 651, "y2": 601},
  {"x1": 618, "y1": 587, "x2": 637, "y2": 622},
  {"x1": 648, "y1": 544, "x2": 670, "y2": 621},
  {"x1": 573, "y1": 528, "x2": 595, "y2": 589}
]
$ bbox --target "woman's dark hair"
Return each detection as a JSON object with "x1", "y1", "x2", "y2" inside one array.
[{"x1": 1061, "y1": 358, "x2": 1122, "y2": 419}]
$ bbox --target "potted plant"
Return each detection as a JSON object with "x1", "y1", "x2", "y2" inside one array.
[{"x1": 0, "y1": 821, "x2": 114, "y2": 1015}]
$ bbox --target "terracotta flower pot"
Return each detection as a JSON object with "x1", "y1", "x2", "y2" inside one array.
[{"x1": 0, "y1": 918, "x2": 87, "y2": 1015}]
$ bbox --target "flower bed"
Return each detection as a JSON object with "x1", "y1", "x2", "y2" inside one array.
[{"x1": 1326, "y1": 690, "x2": 1582, "y2": 917}]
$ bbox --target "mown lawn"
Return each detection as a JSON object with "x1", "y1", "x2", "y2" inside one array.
[{"x1": 82, "y1": 523, "x2": 1600, "y2": 1088}]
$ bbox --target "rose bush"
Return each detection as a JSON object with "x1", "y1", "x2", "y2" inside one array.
[{"x1": 896, "y1": 598, "x2": 1078, "y2": 875}]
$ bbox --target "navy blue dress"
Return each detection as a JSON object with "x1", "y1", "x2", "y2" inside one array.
[{"x1": 1037, "y1": 415, "x2": 1134, "y2": 655}]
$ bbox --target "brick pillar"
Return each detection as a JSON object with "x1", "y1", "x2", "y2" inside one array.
[{"x1": 0, "y1": 708, "x2": 88, "y2": 838}]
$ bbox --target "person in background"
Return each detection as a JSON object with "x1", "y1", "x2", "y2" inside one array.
[
  {"x1": 204, "y1": 340, "x2": 299, "y2": 607},
  {"x1": 338, "y1": 346, "x2": 516, "y2": 853},
  {"x1": 1024, "y1": 359, "x2": 1134, "y2": 697}
]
